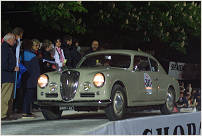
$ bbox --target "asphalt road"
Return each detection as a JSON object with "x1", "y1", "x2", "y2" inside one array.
[{"x1": 1, "y1": 110, "x2": 162, "y2": 135}]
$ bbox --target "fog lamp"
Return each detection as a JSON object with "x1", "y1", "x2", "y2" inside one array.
[
  {"x1": 49, "y1": 82, "x2": 58, "y2": 92},
  {"x1": 83, "y1": 82, "x2": 91, "y2": 91}
]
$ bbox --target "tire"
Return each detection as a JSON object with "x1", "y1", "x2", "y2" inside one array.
[
  {"x1": 160, "y1": 87, "x2": 175, "y2": 114},
  {"x1": 105, "y1": 84, "x2": 126, "y2": 121},
  {"x1": 41, "y1": 106, "x2": 63, "y2": 120}
]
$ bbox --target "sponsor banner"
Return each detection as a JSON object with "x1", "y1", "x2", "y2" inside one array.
[
  {"x1": 168, "y1": 61, "x2": 185, "y2": 80},
  {"x1": 88, "y1": 112, "x2": 201, "y2": 135},
  {"x1": 168, "y1": 61, "x2": 200, "y2": 80}
]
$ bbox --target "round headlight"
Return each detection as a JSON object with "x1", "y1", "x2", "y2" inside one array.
[
  {"x1": 93, "y1": 73, "x2": 105, "y2": 88},
  {"x1": 38, "y1": 74, "x2": 49, "y2": 88}
]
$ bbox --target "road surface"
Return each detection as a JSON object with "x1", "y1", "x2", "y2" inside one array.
[{"x1": 1, "y1": 110, "x2": 162, "y2": 135}]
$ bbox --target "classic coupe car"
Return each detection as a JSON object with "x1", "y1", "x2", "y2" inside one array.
[{"x1": 37, "y1": 50, "x2": 180, "y2": 121}]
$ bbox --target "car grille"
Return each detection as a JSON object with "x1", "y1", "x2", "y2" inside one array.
[
  {"x1": 60, "y1": 70, "x2": 80, "y2": 101},
  {"x1": 80, "y1": 93, "x2": 95, "y2": 97}
]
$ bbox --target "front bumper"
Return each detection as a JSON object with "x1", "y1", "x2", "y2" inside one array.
[{"x1": 35, "y1": 100, "x2": 111, "y2": 107}]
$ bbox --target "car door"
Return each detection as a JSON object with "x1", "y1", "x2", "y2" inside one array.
[
  {"x1": 148, "y1": 58, "x2": 160, "y2": 100},
  {"x1": 131, "y1": 55, "x2": 158, "y2": 103},
  {"x1": 149, "y1": 58, "x2": 168, "y2": 101}
]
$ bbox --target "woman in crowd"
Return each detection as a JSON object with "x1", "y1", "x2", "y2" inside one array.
[
  {"x1": 32, "y1": 39, "x2": 40, "y2": 55},
  {"x1": 40, "y1": 40, "x2": 56, "y2": 73},
  {"x1": 21, "y1": 39, "x2": 40, "y2": 118},
  {"x1": 54, "y1": 38, "x2": 66, "y2": 71}
]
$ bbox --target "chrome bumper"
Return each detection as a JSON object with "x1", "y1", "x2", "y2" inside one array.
[{"x1": 36, "y1": 100, "x2": 111, "y2": 107}]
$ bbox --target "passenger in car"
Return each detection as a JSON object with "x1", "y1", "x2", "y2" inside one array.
[{"x1": 133, "y1": 57, "x2": 140, "y2": 71}]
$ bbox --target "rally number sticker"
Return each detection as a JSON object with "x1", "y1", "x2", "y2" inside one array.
[{"x1": 144, "y1": 73, "x2": 152, "y2": 95}]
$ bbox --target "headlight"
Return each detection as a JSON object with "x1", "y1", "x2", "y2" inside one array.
[
  {"x1": 38, "y1": 74, "x2": 49, "y2": 88},
  {"x1": 93, "y1": 73, "x2": 105, "y2": 88}
]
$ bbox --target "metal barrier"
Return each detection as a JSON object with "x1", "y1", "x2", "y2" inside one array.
[{"x1": 88, "y1": 112, "x2": 201, "y2": 135}]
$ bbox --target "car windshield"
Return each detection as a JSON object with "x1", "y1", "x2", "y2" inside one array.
[{"x1": 80, "y1": 53, "x2": 131, "y2": 68}]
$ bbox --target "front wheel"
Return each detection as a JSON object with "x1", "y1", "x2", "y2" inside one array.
[
  {"x1": 160, "y1": 88, "x2": 175, "y2": 114},
  {"x1": 41, "y1": 106, "x2": 63, "y2": 120},
  {"x1": 105, "y1": 84, "x2": 126, "y2": 121}
]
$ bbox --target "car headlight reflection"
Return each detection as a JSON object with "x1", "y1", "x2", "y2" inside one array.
[
  {"x1": 38, "y1": 74, "x2": 49, "y2": 88},
  {"x1": 93, "y1": 73, "x2": 105, "y2": 88}
]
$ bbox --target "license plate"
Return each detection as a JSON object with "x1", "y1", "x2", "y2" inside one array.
[{"x1": 60, "y1": 106, "x2": 74, "y2": 110}]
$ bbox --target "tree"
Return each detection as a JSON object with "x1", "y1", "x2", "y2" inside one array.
[
  {"x1": 84, "y1": 1, "x2": 201, "y2": 53},
  {"x1": 2, "y1": 1, "x2": 200, "y2": 54},
  {"x1": 31, "y1": 1, "x2": 88, "y2": 34}
]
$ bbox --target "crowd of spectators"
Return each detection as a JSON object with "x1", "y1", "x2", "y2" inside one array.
[
  {"x1": 1, "y1": 27, "x2": 102, "y2": 120},
  {"x1": 176, "y1": 82, "x2": 201, "y2": 111},
  {"x1": 1, "y1": 26, "x2": 200, "y2": 121}
]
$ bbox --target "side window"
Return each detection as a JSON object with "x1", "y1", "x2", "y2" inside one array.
[
  {"x1": 134, "y1": 56, "x2": 150, "y2": 71},
  {"x1": 81, "y1": 54, "x2": 131, "y2": 68},
  {"x1": 110, "y1": 54, "x2": 131, "y2": 68},
  {"x1": 150, "y1": 58, "x2": 159, "y2": 72}
]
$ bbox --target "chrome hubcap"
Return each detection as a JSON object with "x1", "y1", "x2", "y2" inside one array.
[
  {"x1": 166, "y1": 91, "x2": 174, "y2": 111},
  {"x1": 113, "y1": 91, "x2": 124, "y2": 116}
]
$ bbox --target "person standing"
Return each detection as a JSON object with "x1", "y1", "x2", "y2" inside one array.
[
  {"x1": 62, "y1": 35, "x2": 81, "y2": 68},
  {"x1": 74, "y1": 39, "x2": 81, "y2": 53},
  {"x1": 84, "y1": 40, "x2": 100, "y2": 55},
  {"x1": 11, "y1": 27, "x2": 24, "y2": 54},
  {"x1": 41, "y1": 40, "x2": 56, "y2": 73},
  {"x1": 32, "y1": 39, "x2": 41, "y2": 56},
  {"x1": 12, "y1": 27, "x2": 24, "y2": 114},
  {"x1": 54, "y1": 38, "x2": 66, "y2": 71},
  {"x1": 21, "y1": 39, "x2": 40, "y2": 118},
  {"x1": 1, "y1": 33, "x2": 19, "y2": 120}
]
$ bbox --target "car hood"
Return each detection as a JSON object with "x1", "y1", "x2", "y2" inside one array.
[
  {"x1": 45, "y1": 66, "x2": 111, "y2": 77},
  {"x1": 74, "y1": 66, "x2": 110, "y2": 74}
]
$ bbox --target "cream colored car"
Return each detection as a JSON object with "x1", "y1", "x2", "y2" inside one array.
[{"x1": 37, "y1": 50, "x2": 180, "y2": 121}]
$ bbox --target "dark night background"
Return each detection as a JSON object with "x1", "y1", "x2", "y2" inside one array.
[{"x1": 1, "y1": 1, "x2": 201, "y2": 87}]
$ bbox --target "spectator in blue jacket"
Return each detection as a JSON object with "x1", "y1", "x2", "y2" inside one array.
[
  {"x1": 21, "y1": 39, "x2": 40, "y2": 118},
  {"x1": 1, "y1": 33, "x2": 19, "y2": 120}
]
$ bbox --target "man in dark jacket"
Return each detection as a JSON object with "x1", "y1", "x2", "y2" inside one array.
[
  {"x1": 84, "y1": 40, "x2": 100, "y2": 55},
  {"x1": 62, "y1": 35, "x2": 81, "y2": 68},
  {"x1": 1, "y1": 33, "x2": 19, "y2": 120}
]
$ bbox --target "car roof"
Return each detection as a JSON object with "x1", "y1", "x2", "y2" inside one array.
[{"x1": 86, "y1": 49, "x2": 155, "y2": 59}]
